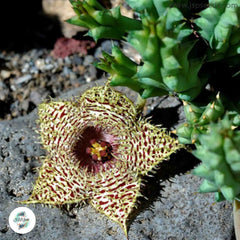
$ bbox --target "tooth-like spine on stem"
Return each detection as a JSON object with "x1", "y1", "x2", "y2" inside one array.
[{"x1": 176, "y1": 93, "x2": 225, "y2": 144}]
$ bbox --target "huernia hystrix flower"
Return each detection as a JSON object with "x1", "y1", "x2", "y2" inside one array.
[{"x1": 23, "y1": 84, "x2": 182, "y2": 237}]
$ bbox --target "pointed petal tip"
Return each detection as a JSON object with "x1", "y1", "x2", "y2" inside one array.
[{"x1": 122, "y1": 223, "x2": 129, "y2": 240}]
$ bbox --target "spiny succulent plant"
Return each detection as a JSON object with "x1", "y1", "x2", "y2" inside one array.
[
  {"x1": 126, "y1": 2, "x2": 205, "y2": 100},
  {"x1": 195, "y1": 0, "x2": 240, "y2": 61},
  {"x1": 192, "y1": 114, "x2": 240, "y2": 202},
  {"x1": 66, "y1": 0, "x2": 142, "y2": 41},
  {"x1": 68, "y1": 0, "x2": 207, "y2": 101},
  {"x1": 176, "y1": 93, "x2": 225, "y2": 144},
  {"x1": 22, "y1": 84, "x2": 182, "y2": 237}
]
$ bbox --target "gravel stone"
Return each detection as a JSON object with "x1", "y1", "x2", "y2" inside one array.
[
  {"x1": 14, "y1": 74, "x2": 32, "y2": 85},
  {"x1": 83, "y1": 55, "x2": 94, "y2": 66},
  {"x1": 73, "y1": 55, "x2": 83, "y2": 66},
  {"x1": 0, "y1": 81, "x2": 9, "y2": 101},
  {"x1": 0, "y1": 70, "x2": 11, "y2": 79}
]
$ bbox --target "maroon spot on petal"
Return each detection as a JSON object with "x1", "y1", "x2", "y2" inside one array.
[
  {"x1": 85, "y1": 97, "x2": 94, "y2": 103},
  {"x1": 137, "y1": 145, "x2": 139, "y2": 151},
  {"x1": 105, "y1": 181, "x2": 117, "y2": 188},
  {"x1": 63, "y1": 170, "x2": 68, "y2": 177},
  {"x1": 110, "y1": 182, "x2": 126, "y2": 192},
  {"x1": 147, "y1": 147, "x2": 150, "y2": 155},
  {"x1": 111, "y1": 202, "x2": 117, "y2": 208},
  {"x1": 142, "y1": 151, "x2": 146, "y2": 159},
  {"x1": 59, "y1": 105, "x2": 65, "y2": 110},
  {"x1": 126, "y1": 184, "x2": 137, "y2": 189},
  {"x1": 122, "y1": 193, "x2": 132, "y2": 198},
  {"x1": 117, "y1": 101, "x2": 123, "y2": 107},
  {"x1": 108, "y1": 194, "x2": 114, "y2": 199},
  {"x1": 99, "y1": 200, "x2": 109, "y2": 205},
  {"x1": 143, "y1": 131, "x2": 146, "y2": 138},
  {"x1": 60, "y1": 111, "x2": 66, "y2": 118}
]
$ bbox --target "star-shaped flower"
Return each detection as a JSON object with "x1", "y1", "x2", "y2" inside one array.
[{"x1": 23, "y1": 84, "x2": 182, "y2": 236}]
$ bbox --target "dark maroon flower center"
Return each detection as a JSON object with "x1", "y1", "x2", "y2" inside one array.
[{"x1": 73, "y1": 126, "x2": 115, "y2": 172}]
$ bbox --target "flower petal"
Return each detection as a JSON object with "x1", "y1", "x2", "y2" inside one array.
[
  {"x1": 89, "y1": 169, "x2": 141, "y2": 236},
  {"x1": 38, "y1": 100, "x2": 87, "y2": 154},
  {"x1": 79, "y1": 86, "x2": 137, "y2": 121},
  {"x1": 123, "y1": 121, "x2": 183, "y2": 175},
  {"x1": 22, "y1": 155, "x2": 90, "y2": 205}
]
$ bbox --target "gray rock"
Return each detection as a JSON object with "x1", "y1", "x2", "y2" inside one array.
[{"x1": 0, "y1": 80, "x2": 235, "y2": 240}]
